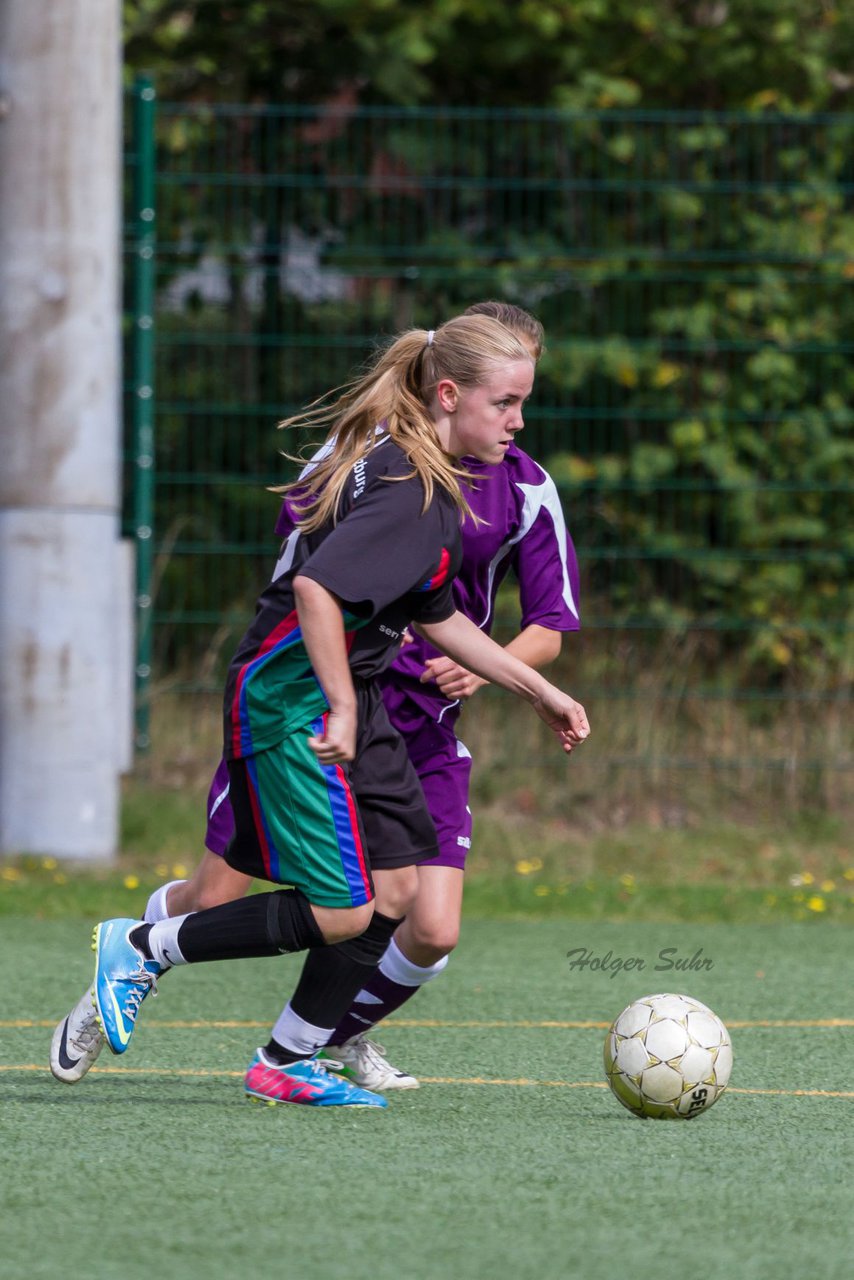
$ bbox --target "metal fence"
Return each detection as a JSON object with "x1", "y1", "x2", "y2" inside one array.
[{"x1": 123, "y1": 83, "x2": 852, "y2": 788}]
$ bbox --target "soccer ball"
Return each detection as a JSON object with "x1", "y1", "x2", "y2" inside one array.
[{"x1": 603, "y1": 992, "x2": 733, "y2": 1120}]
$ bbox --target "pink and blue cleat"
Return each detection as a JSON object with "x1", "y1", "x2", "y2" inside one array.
[{"x1": 244, "y1": 1048, "x2": 387, "y2": 1107}]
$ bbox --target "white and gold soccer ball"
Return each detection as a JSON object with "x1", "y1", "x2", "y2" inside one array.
[{"x1": 603, "y1": 992, "x2": 733, "y2": 1120}]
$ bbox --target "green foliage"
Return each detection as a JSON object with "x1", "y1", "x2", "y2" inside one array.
[
  {"x1": 123, "y1": 5, "x2": 854, "y2": 687},
  {"x1": 125, "y1": 1, "x2": 854, "y2": 112}
]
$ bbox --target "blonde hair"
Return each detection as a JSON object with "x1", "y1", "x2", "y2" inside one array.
[
  {"x1": 279, "y1": 314, "x2": 533, "y2": 531},
  {"x1": 464, "y1": 301, "x2": 545, "y2": 362}
]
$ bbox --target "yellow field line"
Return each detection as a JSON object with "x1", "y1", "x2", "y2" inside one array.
[
  {"x1": 4, "y1": 1017, "x2": 853, "y2": 1031},
  {"x1": 1, "y1": 1062, "x2": 852, "y2": 1099}
]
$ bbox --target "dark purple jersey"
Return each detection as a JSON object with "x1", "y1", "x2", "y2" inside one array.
[{"x1": 273, "y1": 442, "x2": 580, "y2": 732}]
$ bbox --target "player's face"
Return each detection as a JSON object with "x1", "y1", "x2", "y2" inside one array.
[{"x1": 442, "y1": 359, "x2": 534, "y2": 463}]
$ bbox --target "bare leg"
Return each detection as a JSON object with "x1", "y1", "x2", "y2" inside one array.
[
  {"x1": 166, "y1": 850, "x2": 252, "y2": 916},
  {"x1": 394, "y1": 864, "x2": 464, "y2": 965},
  {"x1": 322, "y1": 864, "x2": 461, "y2": 1062}
]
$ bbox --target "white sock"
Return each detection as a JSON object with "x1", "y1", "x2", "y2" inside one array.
[
  {"x1": 143, "y1": 879, "x2": 187, "y2": 924},
  {"x1": 341, "y1": 938, "x2": 449, "y2": 1009},
  {"x1": 379, "y1": 936, "x2": 449, "y2": 987},
  {"x1": 270, "y1": 1003, "x2": 334, "y2": 1059},
  {"x1": 144, "y1": 914, "x2": 191, "y2": 968}
]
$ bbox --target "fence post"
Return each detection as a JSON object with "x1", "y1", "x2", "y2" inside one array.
[{"x1": 130, "y1": 75, "x2": 157, "y2": 751}]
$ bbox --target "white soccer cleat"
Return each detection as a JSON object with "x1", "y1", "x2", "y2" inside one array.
[
  {"x1": 50, "y1": 987, "x2": 106, "y2": 1083},
  {"x1": 320, "y1": 1034, "x2": 420, "y2": 1091}
]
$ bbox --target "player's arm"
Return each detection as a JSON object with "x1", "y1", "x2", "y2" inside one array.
[
  {"x1": 420, "y1": 623, "x2": 562, "y2": 700},
  {"x1": 415, "y1": 611, "x2": 589, "y2": 753},
  {"x1": 292, "y1": 574, "x2": 357, "y2": 763}
]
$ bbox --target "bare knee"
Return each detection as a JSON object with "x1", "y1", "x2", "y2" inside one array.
[
  {"x1": 373, "y1": 865, "x2": 419, "y2": 919},
  {"x1": 312, "y1": 900, "x2": 374, "y2": 944},
  {"x1": 400, "y1": 918, "x2": 460, "y2": 965}
]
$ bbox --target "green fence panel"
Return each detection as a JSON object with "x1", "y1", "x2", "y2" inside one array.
[{"x1": 123, "y1": 101, "x2": 853, "y2": 773}]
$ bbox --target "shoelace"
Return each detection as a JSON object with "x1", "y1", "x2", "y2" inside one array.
[
  {"x1": 353, "y1": 1039, "x2": 390, "y2": 1069},
  {"x1": 120, "y1": 963, "x2": 159, "y2": 1020},
  {"x1": 72, "y1": 1015, "x2": 105, "y2": 1053},
  {"x1": 310, "y1": 1055, "x2": 342, "y2": 1073}
]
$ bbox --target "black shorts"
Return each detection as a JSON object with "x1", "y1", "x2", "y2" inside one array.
[{"x1": 225, "y1": 681, "x2": 438, "y2": 906}]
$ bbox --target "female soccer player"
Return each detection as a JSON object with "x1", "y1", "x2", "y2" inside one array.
[{"x1": 52, "y1": 313, "x2": 589, "y2": 1107}]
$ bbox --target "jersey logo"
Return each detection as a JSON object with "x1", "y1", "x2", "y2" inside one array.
[{"x1": 352, "y1": 456, "x2": 368, "y2": 500}]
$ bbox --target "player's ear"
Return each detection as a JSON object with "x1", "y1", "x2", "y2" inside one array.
[{"x1": 436, "y1": 378, "x2": 459, "y2": 413}]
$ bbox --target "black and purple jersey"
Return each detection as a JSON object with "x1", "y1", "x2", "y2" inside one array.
[
  {"x1": 272, "y1": 442, "x2": 580, "y2": 733},
  {"x1": 385, "y1": 444, "x2": 580, "y2": 727},
  {"x1": 224, "y1": 434, "x2": 462, "y2": 759}
]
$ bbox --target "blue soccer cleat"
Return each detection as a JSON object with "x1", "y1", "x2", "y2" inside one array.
[
  {"x1": 244, "y1": 1048, "x2": 388, "y2": 1107},
  {"x1": 91, "y1": 918, "x2": 161, "y2": 1055}
]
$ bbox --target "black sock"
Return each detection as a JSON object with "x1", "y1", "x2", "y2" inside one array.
[
  {"x1": 263, "y1": 1043, "x2": 305, "y2": 1066},
  {"x1": 129, "y1": 923, "x2": 154, "y2": 958},
  {"x1": 266, "y1": 912, "x2": 403, "y2": 1060},
  {"x1": 172, "y1": 890, "x2": 324, "y2": 963}
]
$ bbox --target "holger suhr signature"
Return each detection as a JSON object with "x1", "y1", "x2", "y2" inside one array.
[{"x1": 565, "y1": 946, "x2": 714, "y2": 979}]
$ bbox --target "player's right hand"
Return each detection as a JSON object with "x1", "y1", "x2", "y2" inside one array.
[{"x1": 307, "y1": 708, "x2": 357, "y2": 764}]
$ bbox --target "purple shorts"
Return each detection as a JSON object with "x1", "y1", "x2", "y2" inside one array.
[
  {"x1": 204, "y1": 692, "x2": 474, "y2": 871},
  {"x1": 204, "y1": 757, "x2": 234, "y2": 857},
  {"x1": 380, "y1": 685, "x2": 473, "y2": 871}
]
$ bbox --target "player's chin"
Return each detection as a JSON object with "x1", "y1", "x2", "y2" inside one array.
[{"x1": 471, "y1": 443, "x2": 509, "y2": 463}]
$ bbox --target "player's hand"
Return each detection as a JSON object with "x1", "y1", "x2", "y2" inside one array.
[
  {"x1": 420, "y1": 656, "x2": 487, "y2": 700},
  {"x1": 307, "y1": 708, "x2": 357, "y2": 764},
  {"x1": 531, "y1": 689, "x2": 590, "y2": 755}
]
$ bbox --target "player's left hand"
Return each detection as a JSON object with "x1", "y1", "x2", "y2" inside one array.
[
  {"x1": 420, "y1": 656, "x2": 487, "y2": 700},
  {"x1": 531, "y1": 689, "x2": 590, "y2": 754}
]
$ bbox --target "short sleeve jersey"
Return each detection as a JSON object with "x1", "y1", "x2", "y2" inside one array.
[
  {"x1": 225, "y1": 433, "x2": 462, "y2": 758},
  {"x1": 384, "y1": 443, "x2": 580, "y2": 726}
]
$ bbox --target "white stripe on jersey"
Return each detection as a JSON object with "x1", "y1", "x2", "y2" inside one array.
[
  {"x1": 519, "y1": 477, "x2": 580, "y2": 622},
  {"x1": 476, "y1": 467, "x2": 579, "y2": 628}
]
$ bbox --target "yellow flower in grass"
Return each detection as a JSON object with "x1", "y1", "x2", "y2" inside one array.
[
  {"x1": 843, "y1": 869, "x2": 854, "y2": 882},
  {"x1": 806, "y1": 896, "x2": 826, "y2": 913},
  {"x1": 821, "y1": 880, "x2": 836, "y2": 893},
  {"x1": 42, "y1": 857, "x2": 58, "y2": 871},
  {"x1": 652, "y1": 361, "x2": 682, "y2": 389},
  {"x1": 2, "y1": 866, "x2": 22, "y2": 882},
  {"x1": 124, "y1": 874, "x2": 140, "y2": 890},
  {"x1": 534, "y1": 885, "x2": 551, "y2": 897},
  {"x1": 172, "y1": 864, "x2": 187, "y2": 878},
  {"x1": 515, "y1": 857, "x2": 543, "y2": 876}
]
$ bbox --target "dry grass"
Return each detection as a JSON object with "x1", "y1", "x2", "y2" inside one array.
[{"x1": 126, "y1": 637, "x2": 851, "y2": 895}]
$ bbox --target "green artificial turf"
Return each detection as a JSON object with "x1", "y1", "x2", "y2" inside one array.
[{"x1": 2, "y1": 917, "x2": 852, "y2": 1280}]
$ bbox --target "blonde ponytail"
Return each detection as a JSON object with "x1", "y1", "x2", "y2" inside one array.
[{"x1": 276, "y1": 314, "x2": 532, "y2": 531}]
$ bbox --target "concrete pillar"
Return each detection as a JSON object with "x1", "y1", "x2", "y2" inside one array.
[{"x1": 0, "y1": 0, "x2": 127, "y2": 859}]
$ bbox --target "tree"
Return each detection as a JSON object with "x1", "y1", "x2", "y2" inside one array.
[{"x1": 125, "y1": 1, "x2": 854, "y2": 111}]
